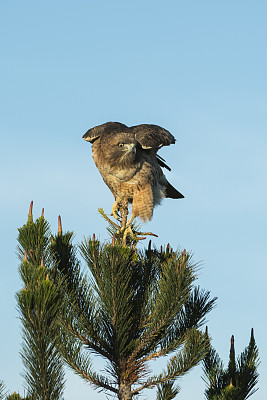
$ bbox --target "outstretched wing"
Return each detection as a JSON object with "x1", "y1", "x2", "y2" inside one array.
[
  {"x1": 130, "y1": 124, "x2": 176, "y2": 149},
  {"x1": 83, "y1": 122, "x2": 128, "y2": 143},
  {"x1": 83, "y1": 122, "x2": 176, "y2": 149}
]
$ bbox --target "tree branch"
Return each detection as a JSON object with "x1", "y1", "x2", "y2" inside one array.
[
  {"x1": 63, "y1": 353, "x2": 118, "y2": 394},
  {"x1": 60, "y1": 319, "x2": 114, "y2": 363}
]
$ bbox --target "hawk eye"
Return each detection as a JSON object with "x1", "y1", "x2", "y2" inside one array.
[{"x1": 118, "y1": 143, "x2": 124, "y2": 148}]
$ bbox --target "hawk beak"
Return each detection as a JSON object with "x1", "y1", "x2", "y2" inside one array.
[{"x1": 124, "y1": 143, "x2": 136, "y2": 152}]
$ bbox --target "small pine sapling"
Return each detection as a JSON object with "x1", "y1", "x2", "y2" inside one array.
[
  {"x1": 16, "y1": 202, "x2": 65, "y2": 400},
  {"x1": 202, "y1": 328, "x2": 260, "y2": 399}
]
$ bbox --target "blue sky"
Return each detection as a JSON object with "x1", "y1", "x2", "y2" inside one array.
[{"x1": 0, "y1": 1, "x2": 266, "y2": 398}]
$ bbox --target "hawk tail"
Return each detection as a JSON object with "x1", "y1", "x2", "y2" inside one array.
[{"x1": 165, "y1": 182, "x2": 184, "y2": 199}]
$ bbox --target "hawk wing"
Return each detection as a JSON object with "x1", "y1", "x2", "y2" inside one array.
[
  {"x1": 130, "y1": 124, "x2": 176, "y2": 171},
  {"x1": 130, "y1": 124, "x2": 176, "y2": 149},
  {"x1": 82, "y1": 122, "x2": 129, "y2": 143}
]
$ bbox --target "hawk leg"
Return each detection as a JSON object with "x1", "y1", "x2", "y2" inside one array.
[
  {"x1": 112, "y1": 197, "x2": 130, "y2": 231},
  {"x1": 112, "y1": 198, "x2": 136, "y2": 241}
]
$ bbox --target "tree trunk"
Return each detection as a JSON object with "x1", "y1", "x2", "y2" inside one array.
[{"x1": 118, "y1": 383, "x2": 132, "y2": 400}]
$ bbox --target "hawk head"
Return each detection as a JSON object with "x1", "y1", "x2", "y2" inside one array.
[{"x1": 100, "y1": 132, "x2": 138, "y2": 168}]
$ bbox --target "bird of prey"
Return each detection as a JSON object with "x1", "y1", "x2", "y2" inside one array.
[{"x1": 82, "y1": 122, "x2": 184, "y2": 228}]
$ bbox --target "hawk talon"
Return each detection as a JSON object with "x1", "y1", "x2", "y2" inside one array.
[
  {"x1": 112, "y1": 200, "x2": 122, "y2": 220},
  {"x1": 112, "y1": 210, "x2": 119, "y2": 220},
  {"x1": 122, "y1": 224, "x2": 134, "y2": 241},
  {"x1": 122, "y1": 214, "x2": 135, "y2": 241}
]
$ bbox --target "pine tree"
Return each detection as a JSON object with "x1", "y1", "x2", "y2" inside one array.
[
  {"x1": 51, "y1": 213, "x2": 217, "y2": 400},
  {"x1": 156, "y1": 380, "x2": 179, "y2": 400},
  {"x1": 202, "y1": 328, "x2": 260, "y2": 399},
  {"x1": 16, "y1": 203, "x2": 65, "y2": 400},
  {"x1": 0, "y1": 381, "x2": 6, "y2": 400},
  {"x1": 6, "y1": 393, "x2": 24, "y2": 400}
]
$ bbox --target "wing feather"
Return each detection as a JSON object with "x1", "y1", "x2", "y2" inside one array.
[
  {"x1": 156, "y1": 155, "x2": 172, "y2": 171},
  {"x1": 130, "y1": 124, "x2": 176, "y2": 149},
  {"x1": 82, "y1": 122, "x2": 128, "y2": 143}
]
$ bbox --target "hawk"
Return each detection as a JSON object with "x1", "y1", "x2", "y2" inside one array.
[{"x1": 82, "y1": 122, "x2": 184, "y2": 226}]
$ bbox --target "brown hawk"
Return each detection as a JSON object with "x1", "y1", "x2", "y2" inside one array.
[{"x1": 82, "y1": 122, "x2": 184, "y2": 225}]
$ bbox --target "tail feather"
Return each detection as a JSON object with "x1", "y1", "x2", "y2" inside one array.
[{"x1": 132, "y1": 185, "x2": 154, "y2": 221}]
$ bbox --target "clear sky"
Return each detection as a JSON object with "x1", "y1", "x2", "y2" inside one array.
[{"x1": 0, "y1": 1, "x2": 266, "y2": 399}]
